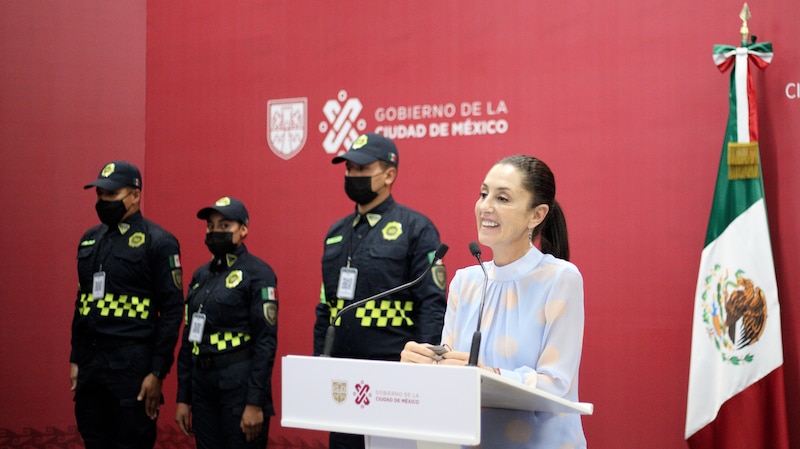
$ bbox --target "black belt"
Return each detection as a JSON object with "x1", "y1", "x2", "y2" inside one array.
[
  {"x1": 194, "y1": 347, "x2": 253, "y2": 370},
  {"x1": 87, "y1": 336, "x2": 148, "y2": 350}
]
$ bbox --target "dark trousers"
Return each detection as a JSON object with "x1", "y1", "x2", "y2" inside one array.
[
  {"x1": 329, "y1": 432, "x2": 365, "y2": 449},
  {"x1": 74, "y1": 344, "x2": 158, "y2": 449},
  {"x1": 192, "y1": 358, "x2": 269, "y2": 449}
]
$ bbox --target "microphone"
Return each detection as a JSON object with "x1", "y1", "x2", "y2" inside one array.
[
  {"x1": 321, "y1": 243, "x2": 449, "y2": 357},
  {"x1": 467, "y1": 241, "x2": 488, "y2": 366}
]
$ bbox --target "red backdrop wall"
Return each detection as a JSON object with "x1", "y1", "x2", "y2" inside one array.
[
  {"x1": 1, "y1": 1, "x2": 798, "y2": 448},
  {"x1": 0, "y1": 1, "x2": 148, "y2": 446}
]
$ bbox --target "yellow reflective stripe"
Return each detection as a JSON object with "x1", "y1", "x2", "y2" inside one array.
[
  {"x1": 82, "y1": 293, "x2": 151, "y2": 320},
  {"x1": 208, "y1": 332, "x2": 251, "y2": 351},
  {"x1": 79, "y1": 293, "x2": 93, "y2": 316},
  {"x1": 329, "y1": 299, "x2": 345, "y2": 325},
  {"x1": 354, "y1": 300, "x2": 414, "y2": 327},
  {"x1": 97, "y1": 293, "x2": 151, "y2": 319}
]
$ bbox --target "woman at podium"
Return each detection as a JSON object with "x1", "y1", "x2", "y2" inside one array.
[{"x1": 401, "y1": 155, "x2": 586, "y2": 449}]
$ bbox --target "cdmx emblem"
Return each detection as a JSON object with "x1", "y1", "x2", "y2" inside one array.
[
  {"x1": 267, "y1": 97, "x2": 308, "y2": 160},
  {"x1": 319, "y1": 89, "x2": 367, "y2": 156},
  {"x1": 331, "y1": 380, "x2": 347, "y2": 404},
  {"x1": 353, "y1": 380, "x2": 371, "y2": 408}
]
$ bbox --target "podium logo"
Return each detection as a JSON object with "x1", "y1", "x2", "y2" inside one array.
[
  {"x1": 331, "y1": 381, "x2": 347, "y2": 404},
  {"x1": 354, "y1": 381, "x2": 371, "y2": 408}
]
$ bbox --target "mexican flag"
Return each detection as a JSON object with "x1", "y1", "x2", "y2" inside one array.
[{"x1": 684, "y1": 41, "x2": 789, "y2": 448}]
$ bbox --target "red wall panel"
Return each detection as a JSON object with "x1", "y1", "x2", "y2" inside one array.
[{"x1": 0, "y1": 0, "x2": 147, "y2": 436}]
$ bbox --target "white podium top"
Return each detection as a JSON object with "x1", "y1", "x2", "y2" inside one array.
[{"x1": 281, "y1": 355, "x2": 592, "y2": 446}]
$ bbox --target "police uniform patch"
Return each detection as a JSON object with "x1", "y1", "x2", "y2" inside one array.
[
  {"x1": 263, "y1": 302, "x2": 278, "y2": 326},
  {"x1": 101, "y1": 163, "x2": 115, "y2": 177},
  {"x1": 226, "y1": 270, "x2": 243, "y2": 288},
  {"x1": 381, "y1": 221, "x2": 403, "y2": 241},
  {"x1": 261, "y1": 286, "x2": 277, "y2": 301},
  {"x1": 432, "y1": 265, "x2": 447, "y2": 290},
  {"x1": 226, "y1": 254, "x2": 238, "y2": 267},
  {"x1": 326, "y1": 235, "x2": 344, "y2": 245},
  {"x1": 352, "y1": 134, "x2": 368, "y2": 149},
  {"x1": 128, "y1": 232, "x2": 146, "y2": 248},
  {"x1": 366, "y1": 213, "x2": 382, "y2": 227},
  {"x1": 171, "y1": 269, "x2": 183, "y2": 290}
]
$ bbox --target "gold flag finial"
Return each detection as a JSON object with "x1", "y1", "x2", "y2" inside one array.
[{"x1": 739, "y1": 3, "x2": 751, "y2": 44}]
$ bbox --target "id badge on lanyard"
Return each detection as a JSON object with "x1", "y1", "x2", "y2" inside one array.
[
  {"x1": 92, "y1": 271, "x2": 106, "y2": 299},
  {"x1": 337, "y1": 267, "x2": 358, "y2": 300},
  {"x1": 188, "y1": 311, "x2": 207, "y2": 343}
]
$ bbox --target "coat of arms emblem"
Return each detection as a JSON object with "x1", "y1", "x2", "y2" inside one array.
[
  {"x1": 267, "y1": 97, "x2": 307, "y2": 160},
  {"x1": 331, "y1": 380, "x2": 347, "y2": 404}
]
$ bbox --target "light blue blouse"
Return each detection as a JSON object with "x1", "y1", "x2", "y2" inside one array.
[{"x1": 442, "y1": 247, "x2": 586, "y2": 449}]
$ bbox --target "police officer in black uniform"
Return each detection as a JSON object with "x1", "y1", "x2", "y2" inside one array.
[
  {"x1": 175, "y1": 197, "x2": 278, "y2": 449},
  {"x1": 313, "y1": 133, "x2": 447, "y2": 449},
  {"x1": 70, "y1": 160, "x2": 184, "y2": 449}
]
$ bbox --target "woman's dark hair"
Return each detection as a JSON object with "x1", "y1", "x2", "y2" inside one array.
[{"x1": 496, "y1": 155, "x2": 570, "y2": 261}]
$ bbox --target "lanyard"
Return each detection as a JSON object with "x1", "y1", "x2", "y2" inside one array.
[
  {"x1": 194, "y1": 260, "x2": 228, "y2": 314},
  {"x1": 92, "y1": 226, "x2": 117, "y2": 272},
  {"x1": 346, "y1": 213, "x2": 375, "y2": 267}
]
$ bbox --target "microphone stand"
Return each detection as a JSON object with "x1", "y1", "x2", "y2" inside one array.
[{"x1": 467, "y1": 242, "x2": 488, "y2": 366}]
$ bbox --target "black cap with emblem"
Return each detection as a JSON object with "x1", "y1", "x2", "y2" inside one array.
[
  {"x1": 84, "y1": 161, "x2": 142, "y2": 191},
  {"x1": 197, "y1": 197, "x2": 249, "y2": 226},
  {"x1": 331, "y1": 133, "x2": 399, "y2": 167}
]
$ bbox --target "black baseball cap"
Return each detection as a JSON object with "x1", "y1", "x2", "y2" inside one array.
[
  {"x1": 197, "y1": 197, "x2": 249, "y2": 225},
  {"x1": 84, "y1": 161, "x2": 142, "y2": 191},
  {"x1": 332, "y1": 133, "x2": 399, "y2": 167}
]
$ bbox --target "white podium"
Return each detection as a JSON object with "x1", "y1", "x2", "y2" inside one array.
[{"x1": 281, "y1": 355, "x2": 593, "y2": 448}]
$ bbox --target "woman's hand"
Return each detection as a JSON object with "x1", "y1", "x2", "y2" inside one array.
[
  {"x1": 439, "y1": 350, "x2": 469, "y2": 366},
  {"x1": 401, "y1": 341, "x2": 491, "y2": 370},
  {"x1": 401, "y1": 342, "x2": 471, "y2": 366},
  {"x1": 400, "y1": 341, "x2": 441, "y2": 363}
]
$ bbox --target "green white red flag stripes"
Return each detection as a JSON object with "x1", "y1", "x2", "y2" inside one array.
[{"x1": 685, "y1": 41, "x2": 789, "y2": 449}]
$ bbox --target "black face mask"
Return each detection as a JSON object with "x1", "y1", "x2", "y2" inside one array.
[
  {"x1": 95, "y1": 199, "x2": 127, "y2": 227},
  {"x1": 344, "y1": 176, "x2": 378, "y2": 205},
  {"x1": 205, "y1": 232, "x2": 236, "y2": 257}
]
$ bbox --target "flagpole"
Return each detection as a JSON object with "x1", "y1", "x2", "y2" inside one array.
[
  {"x1": 739, "y1": 3, "x2": 750, "y2": 46},
  {"x1": 686, "y1": 4, "x2": 789, "y2": 448}
]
